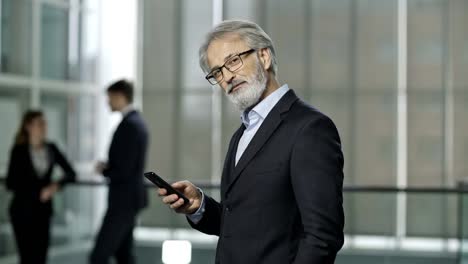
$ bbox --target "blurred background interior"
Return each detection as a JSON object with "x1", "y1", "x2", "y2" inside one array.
[{"x1": 1, "y1": 0, "x2": 468, "y2": 263}]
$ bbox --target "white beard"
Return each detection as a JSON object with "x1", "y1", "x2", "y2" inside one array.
[{"x1": 225, "y1": 62, "x2": 267, "y2": 111}]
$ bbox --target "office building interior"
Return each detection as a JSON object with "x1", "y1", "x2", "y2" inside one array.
[{"x1": 1, "y1": 0, "x2": 468, "y2": 263}]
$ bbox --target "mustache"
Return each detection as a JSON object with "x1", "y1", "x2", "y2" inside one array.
[{"x1": 227, "y1": 80, "x2": 247, "y2": 94}]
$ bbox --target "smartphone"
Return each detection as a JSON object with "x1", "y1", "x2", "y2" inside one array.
[{"x1": 144, "y1": 171, "x2": 190, "y2": 205}]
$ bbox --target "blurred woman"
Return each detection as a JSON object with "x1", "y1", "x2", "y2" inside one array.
[{"x1": 6, "y1": 110, "x2": 76, "y2": 264}]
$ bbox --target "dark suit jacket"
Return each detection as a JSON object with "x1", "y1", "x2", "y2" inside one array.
[
  {"x1": 189, "y1": 90, "x2": 344, "y2": 264},
  {"x1": 102, "y1": 110, "x2": 149, "y2": 213},
  {"x1": 6, "y1": 142, "x2": 76, "y2": 216}
]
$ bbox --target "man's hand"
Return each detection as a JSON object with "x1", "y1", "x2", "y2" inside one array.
[
  {"x1": 158, "y1": 181, "x2": 202, "y2": 214},
  {"x1": 95, "y1": 161, "x2": 108, "y2": 174},
  {"x1": 40, "y1": 183, "x2": 59, "y2": 203}
]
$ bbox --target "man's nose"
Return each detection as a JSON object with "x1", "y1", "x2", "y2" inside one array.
[{"x1": 222, "y1": 67, "x2": 235, "y2": 83}]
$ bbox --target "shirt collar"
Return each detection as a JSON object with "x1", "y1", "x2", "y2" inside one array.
[
  {"x1": 241, "y1": 84, "x2": 290, "y2": 127},
  {"x1": 121, "y1": 104, "x2": 135, "y2": 117}
]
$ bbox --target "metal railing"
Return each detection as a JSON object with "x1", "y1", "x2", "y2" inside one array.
[{"x1": 1, "y1": 177, "x2": 468, "y2": 263}]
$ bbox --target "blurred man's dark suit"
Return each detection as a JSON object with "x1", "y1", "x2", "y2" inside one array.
[
  {"x1": 90, "y1": 110, "x2": 149, "y2": 264},
  {"x1": 189, "y1": 90, "x2": 345, "y2": 264}
]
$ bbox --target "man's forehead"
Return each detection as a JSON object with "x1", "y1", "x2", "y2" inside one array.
[{"x1": 206, "y1": 35, "x2": 248, "y2": 67}]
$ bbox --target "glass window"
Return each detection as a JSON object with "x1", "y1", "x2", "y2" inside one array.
[
  {"x1": 407, "y1": 91, "x2": 444, "y2": 186},
  {"x1": 181, "y1": 0, "x2": 213, "y2": 91},
  {"x1": 454, "y1": 93, "x2": 468, "y2": 183},
  {"x1": 179, "y1": 94, "x2": 212, "y2": 181},
  {"x1": 344, "y1": 192, "x2": 396, "y2": 235},
  {"x1": 224, "y1": 0, "x2": 262, "y2": 24},
  {"x1": 0, "y1": 184, "x2": 15, "y2": 256},
  {"x1": 40, "y1": 3, "x2": 98, "y2": 82},
  {"x1": 40, "y1": 93, "x2": 68, "y2": 150},
  {"x1": 407, "y1": 193, "x2": 457, "y2": 237},
  {"x1": 41, "y1": 92, "x2": 96, "y2": 163},
  {"x1": 354, "y1": 94, "x2": 397, "y2": 185},
  {"x1": 355, "y1": 0, "x2": 398, "y2": 92},
  {"x1": 264, "y1": 0, "x2": 309, "y2": 94},
  {"x1": 40, "y1": 3, "x2": 69, "y2": 80},
  {"x1": 451, "y1": 0, "x2": 468, "y2": 184},
  {"x1": 40, "y1": 92, "x2": 97, "y2": 229},
  {"x1": 0, "y1": 0, "x2": 32, "y2": 75},
  {"x1": 0, "y1": 88, "x2": 30, "y2": 175},
  {"x1": 141, "y1": 0, "x2": 214, "y2": 185},
  {"x1": 142, "y1": 92, "x2": 176, "y2": 180},
  {"x1": 70, "y1": 7, "x2": 99, "y2": 82},
  {"x1": 408, "y1": 0, "x2": 445, "y2": 91},
  {"x1": 69, "y1": 95, "x2": 96, "y2": 162},
  {"x1": 406, "y1": 92, "x2": 447, "y2": 237},
  {"x1": 142, "y1": 0, "x2": 179, "y2": 92},
  {"x1": 452, "y1": 0, "x2": 468, "y2": 92},
  {"x1": 308, "y1": 0, "x2": 352, "y2": 93}
]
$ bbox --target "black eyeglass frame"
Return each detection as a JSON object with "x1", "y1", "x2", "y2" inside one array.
[{"x1": 205, "y1": 49, "x2": 256, "y2": 85}]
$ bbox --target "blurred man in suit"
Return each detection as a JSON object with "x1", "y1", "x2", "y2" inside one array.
[
  {"x1": 90, "y1": 79, "x2": 149, "y2": 264},
  {"x1": 158, "y1": 20, "x2": 344, "y2": 264}
]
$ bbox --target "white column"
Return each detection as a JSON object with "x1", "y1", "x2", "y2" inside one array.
[
  {"x1": 211, "y1": 0, "x2": 223, "y2": 184},
  {"x1": 396, "y1": 0, "x2": 408, "y2": 243},
  {"x1": 32, "y1": 0, "x2": 41, "y2": 107}
]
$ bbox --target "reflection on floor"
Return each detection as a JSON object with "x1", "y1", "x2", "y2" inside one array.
[
  {"x1": 0, "y1": 241, "x2": 460, "y2": 264},
  {"x1": 50, "y1": 247, "x2": 458, "y2": 264}
]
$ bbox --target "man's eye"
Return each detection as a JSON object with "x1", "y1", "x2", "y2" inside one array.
[
  {"x1": 228, "y1": 57, "x2": 240, "y2": 66},
  {"x1": 213, "y1": 70, "x2": 222, "y2": 78}
]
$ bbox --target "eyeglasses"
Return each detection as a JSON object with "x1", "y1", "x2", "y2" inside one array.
[{"x1": 205, "y1": 49, "x2": 256, "y2": 85}]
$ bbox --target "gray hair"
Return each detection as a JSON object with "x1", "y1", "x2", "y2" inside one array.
[{"x1": 199, "y1": 20, "x2": 278, "y2": 75}]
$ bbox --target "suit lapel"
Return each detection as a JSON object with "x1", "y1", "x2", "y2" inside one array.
[
  {"x1": 225, "y1": 90, "x2": 299, "y2": 194},
  {"x1": 221, "y1": 125, "x2": 245, "y2": 197}
]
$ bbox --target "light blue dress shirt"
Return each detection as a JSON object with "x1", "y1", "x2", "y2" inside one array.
[
  {"x1": 188, "y1": 84, "x2": 290, "y2": 224},
  {"x1": 235, "y1": 85, "x2": 290, "y2": 164}
]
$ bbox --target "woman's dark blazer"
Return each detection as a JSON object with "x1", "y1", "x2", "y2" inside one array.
[{"x1": 6, "y1": 142, "x2": 76, "y2": 216}]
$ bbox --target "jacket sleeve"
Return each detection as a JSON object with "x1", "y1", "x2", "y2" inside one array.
[
  {"x1": 6, "y1": 145, "x2": 21, "y2": 191},
  {"x1": 51, "y1": 143, "x2": 77, "y2": 187},
  {"x1": 290, "y1": 116, "x2": 345, "y2": 264},
  {"x1": 187, "y1": 195, "x2": 223, "y2": 236}
]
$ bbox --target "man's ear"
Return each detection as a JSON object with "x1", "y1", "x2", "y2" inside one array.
[{"x1": 258, "y1": 48, "x2": 272, "y2": 71}]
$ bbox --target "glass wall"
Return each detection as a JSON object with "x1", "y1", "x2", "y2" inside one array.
[
  {"x1": 0, "y1": 88, "x2": 30, "y2": 173},
  {"x1": 0, "y1": 0, "x2": 32, "y2": 75},
  {"x1": 140, "y1": 0, "x2": 468, "y2": 255},
  {"x1": 0, "y1": 0, "x2": 100, "y2": 172},
  {"x1": 0, "y1": 0, "x2": 101, "y2": 260},
  {"x1": 0, "y1": 0, "x2": 467, "y2": 262},
  {"x1": 140, "y1": 0, "x2": 215, "y2": 229}
]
